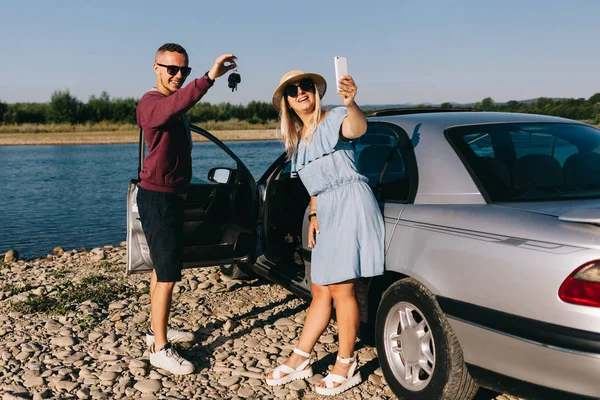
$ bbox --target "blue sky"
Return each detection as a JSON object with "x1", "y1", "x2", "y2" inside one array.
[{"x1": 1, "y1": 0, "x2": 598, "y2": 106}]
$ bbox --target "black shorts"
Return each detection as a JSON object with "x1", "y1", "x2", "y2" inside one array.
[{"x1": 136, "y1": 186, "x2": 185, "y2": 282}]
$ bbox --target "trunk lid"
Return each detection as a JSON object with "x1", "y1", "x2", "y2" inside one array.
[{"x1": 495, "y1": 199, "x2": 600, "y2": 224}]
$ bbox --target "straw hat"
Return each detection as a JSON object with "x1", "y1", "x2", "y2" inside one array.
[{"x1": 272, "y1": 70, "x2": 327, "y2": 110}]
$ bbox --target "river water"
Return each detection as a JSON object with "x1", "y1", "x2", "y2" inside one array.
[{"x1": 0, "y1": 141, "x2": 284, "y2": 259}]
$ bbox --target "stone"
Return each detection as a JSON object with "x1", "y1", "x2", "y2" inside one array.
[
  {"x1": 22, "y1": 370, "x2": 40, "y2": 380},
  {"x1": 16, "y1": 351, "x2": 32, "y2": 361},
  {"x1": 51, "y1": 336, "x2": 76, "y2": 347},
  {"x1": 237, "y1": 387, "x2": 255, "y2": 398},
  {"x1": 98, "y1": 354, "x2": 119, "y2": 362},
  {"x1": 129, "y1": 359, "x2": 147, "y2": 369},
  {"x1": 223, "y1": 319, "x2": 235, "y2": 333},
  {"x1": 240, "y1": 371, "x2": 264, "y2": 379},
  {"x1": 368, "y1": 373, "x2": 382, "y2": 385},
  {"x1": 218, "y1": 376, "x2": 240, "y2": 387},
  {"x1": 56, "y1": 380, "x2": 78, "y2": 392},
  {"x1": 23, "y1": 376, "x2": 44, "y2": 388},
  {"x1": 88, "y1": 331, "x2": 104, "y2": 342},
  {"x1": 273, "y1": 318, "x2": 296, "y2": 327},
  {"x1": 99, "y1": 372, "x2": 118, "y2": 381},
  {"x1": 134, "y1": 379, "x2": 162, "y2": 393},
  {"x1": 319, "y1": 334, "x2": 335, "y2": 344},
  {"x1": 4, "y1": 250, "x2": 18, "y2": 263},
  {"x1": 289, "y1": 379, "x2": 307, "y2": 390}
]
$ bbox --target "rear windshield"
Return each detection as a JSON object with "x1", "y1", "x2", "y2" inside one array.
[{"x1": 446, "y1": 123, "x2": 600, "y2": 202}]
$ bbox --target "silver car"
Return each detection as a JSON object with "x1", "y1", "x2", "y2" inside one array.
[{"x1": 127, "y1": 110, "x2": 600, "y2": 399}]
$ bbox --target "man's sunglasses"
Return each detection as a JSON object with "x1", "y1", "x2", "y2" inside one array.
[
  {"x1": 284, "y1": 78, "x2": 315, "y2": 98},
  {"x1": 157, "y1": 63, "x2": 192, "y2": 77}
]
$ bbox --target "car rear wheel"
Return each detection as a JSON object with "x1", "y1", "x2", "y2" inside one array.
[
  {"x1": 219, "y1": 263, "x2": 253, "y2": 280},
  {"x1": 375, "y1": 278, "x2": 478, "y2": 400}
]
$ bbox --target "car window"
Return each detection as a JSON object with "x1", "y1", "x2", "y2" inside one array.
[
  {"x1": 357, "y1": 123, "x2": 415, "y2": 203},
  {"x1": 465, "y1": 133, "x2": 495, "y2": 158},
  {"x1": 279, "y1": 160, "x2": 292, "y2": 178},
  {"x1": 510, "y1": 131, "x2": 578, "y2": 166},
  {"x1": 191, "y1": 140, "x2": 237, "y2": 184},
  {"x1": 447, "y1": 123, "x2": 600, "y2": 201}
]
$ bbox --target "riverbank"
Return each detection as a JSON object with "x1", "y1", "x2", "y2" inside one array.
[
  {"x1": 0, "y1": 129, "x2": 279, "y2": 146},
  {"x1": 0, "y1": 245, "x2": 393, "y2": 399},
  {"x1": 0, "y1": 245, "x2": 521, "y2": 399}
]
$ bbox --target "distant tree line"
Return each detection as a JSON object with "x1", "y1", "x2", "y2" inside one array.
[
  {"x1": 1, "y1": 90, "x2": 599, "y2": 125},
  {"x1": 440, "y1": 94, "x2": 600, "y2": 123},
  {"x1": 0, "y1": 90, "x2": 279, "y2": 125}
]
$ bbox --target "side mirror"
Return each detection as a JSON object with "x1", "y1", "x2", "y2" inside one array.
[{"x1": 208, "y1": 167, "x2": 234, "y2": 184}]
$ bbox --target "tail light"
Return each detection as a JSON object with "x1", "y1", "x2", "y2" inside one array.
[{"x1": 559, "y1": 261, "x2": 600, "y2": 308}]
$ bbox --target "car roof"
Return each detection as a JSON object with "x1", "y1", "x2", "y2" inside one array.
[{"x1": 367, "y1": 111, "x2": 584, "y2": 131}]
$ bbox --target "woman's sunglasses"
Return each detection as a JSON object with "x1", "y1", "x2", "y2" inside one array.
[
  {"x1": 284, "y1": 78, "x2": 315, "y2": 98},
  {"x1": 157, "y1": 63, "x2": 192, "y2": 77}
]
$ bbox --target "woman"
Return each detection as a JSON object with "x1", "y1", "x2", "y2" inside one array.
[{"x1": 265, "y1": 70, "x2": 385, "y2": 396}]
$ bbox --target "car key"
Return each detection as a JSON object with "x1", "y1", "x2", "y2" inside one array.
[{"x1": 228, "y1": 69, "x2": 241, "y2": 92}]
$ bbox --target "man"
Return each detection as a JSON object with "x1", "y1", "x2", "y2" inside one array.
[{"x1": 136, "y1": 43, "x2": 236, "y2": 375}]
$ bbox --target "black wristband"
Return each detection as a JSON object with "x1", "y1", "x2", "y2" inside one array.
[
  {"x1": 308, "y1": 212, "x2": 317, "y2": 222},
  {"x1": 204, "y1": 71, "x2": 215, "y2": 84}
]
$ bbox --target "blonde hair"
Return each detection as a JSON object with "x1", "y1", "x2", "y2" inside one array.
[{"x1": 277, "y1": 87, "x2": 323, "y2": 160}]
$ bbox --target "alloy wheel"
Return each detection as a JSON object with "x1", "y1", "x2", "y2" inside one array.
[{"x1": 383, "y1": 301, "x2": 435, "y2": 391}]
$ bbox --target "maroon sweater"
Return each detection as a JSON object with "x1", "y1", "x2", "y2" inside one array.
[{"x1": 136, "y1": 76, "x2": 213, "y2": 193}]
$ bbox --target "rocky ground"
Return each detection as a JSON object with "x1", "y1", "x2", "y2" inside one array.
[{"x1": 0, "y1": 245, "x2": 521, "y2": 400}]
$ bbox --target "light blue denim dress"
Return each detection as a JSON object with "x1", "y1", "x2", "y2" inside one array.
[{"x1": 292, "y1": 107, "x2": 385, "y2": 285}]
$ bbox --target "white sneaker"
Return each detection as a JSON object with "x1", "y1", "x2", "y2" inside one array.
[
  {"x1": 146, "y1": 328, "x2": 195, "y2": 347},
  {"x1": 149, "y1": 343, "x2": 194, "y2": 375}
]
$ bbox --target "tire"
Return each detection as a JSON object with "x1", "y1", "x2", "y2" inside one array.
[
  {"x1": 375, "y1": 278, "x2": 478, "y2": 400},
  {"x1": 219, "y1": 263, "x2": 253, "y2": 280}
]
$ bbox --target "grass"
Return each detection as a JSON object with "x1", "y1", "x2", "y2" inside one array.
[
  {"x1": 0, "y1": 119, "x2": 279, "y2": 145},
  {"x1": 11, "y1": 273, "x2": 136, "y2": 328},
  {"x1": 99, "y1": 260, "x2": 120, "y2": 273},
  {"x1": 0, "y1": 121, "x2": 137, "y2": 134},
  {"x1": 0, "y1": 283, "x2": 33, "y2": 296},
  {"x1": 0, "y1": 119, "x2": 278, "y2": 134},
  {"x1": 48, "y1": 268, "x2": 71, "y2": 279},
  {"x1": 0, "y1": 128, "x2": 278, "y2": 146}
]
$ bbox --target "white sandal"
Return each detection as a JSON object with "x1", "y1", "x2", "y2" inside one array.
[
  {"x1": 315, "y1": 355, "x2": 362, "y2": 396},
  {"x1": 266, "y1": 348, "x2": 314, "y2": 386}
]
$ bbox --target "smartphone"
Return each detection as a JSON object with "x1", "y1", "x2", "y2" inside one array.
[{"x1": 334, "y1": 56, "x2": 348, "y2": 91}]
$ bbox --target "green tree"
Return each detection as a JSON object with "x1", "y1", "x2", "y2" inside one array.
[
  {"x1": 47, "y1": 90, "x2": 83, "y2": 124},
  {"x1": 3, "y1": 103, "x2": 47, "y2": 124},
  {"x1": 86, "y1": 91, "x2": 112, "y2": 122},
  {"x1": 505, "y1": 100, "x2": 520, "y2": 111},
  {"x1": 593, "y1": 103, "x2": 600, "y2": 124},
  {"x1": 188, "y1": 102, "x2": 218, "y2": 122},
  {"x1": 0, "y1": 101, "x2": 7, "y2": 123},
  {"x1": 439, "y1": 102, "x2": 453, "y2": 109},
  {"x1": 110, "y1": 97, "x2": 137, "y2": 123},
  {"x1": 480, "y1": 97, "x2": 495, "y2": 111},
  {"x1": 587, "y1": 93, "x2": 600, "y2": 104},
  {"x1": 534, "y1": 97, "x2": 554, "y2": 110},
  {"x1": 247, "y1": 101, "x2": 278, "y2": 122}
]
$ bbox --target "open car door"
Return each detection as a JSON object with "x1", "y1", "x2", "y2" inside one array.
[{"x1": 127, "y1": 125, "x2": 258, "y2": 274}]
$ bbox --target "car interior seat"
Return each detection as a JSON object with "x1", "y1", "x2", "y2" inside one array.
[
  {"x1": 357, "y1": 145, "x2": 397, "y2": 187},
  {"x1": 479, "y1": 157, "x2": 511, "y2": 188},
  {"x1": 563, "y1": 152, "x2": 600, "y2": 189},
  {"x1": 512, "y1": 154, "x2": 564, "y2": 192}
]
